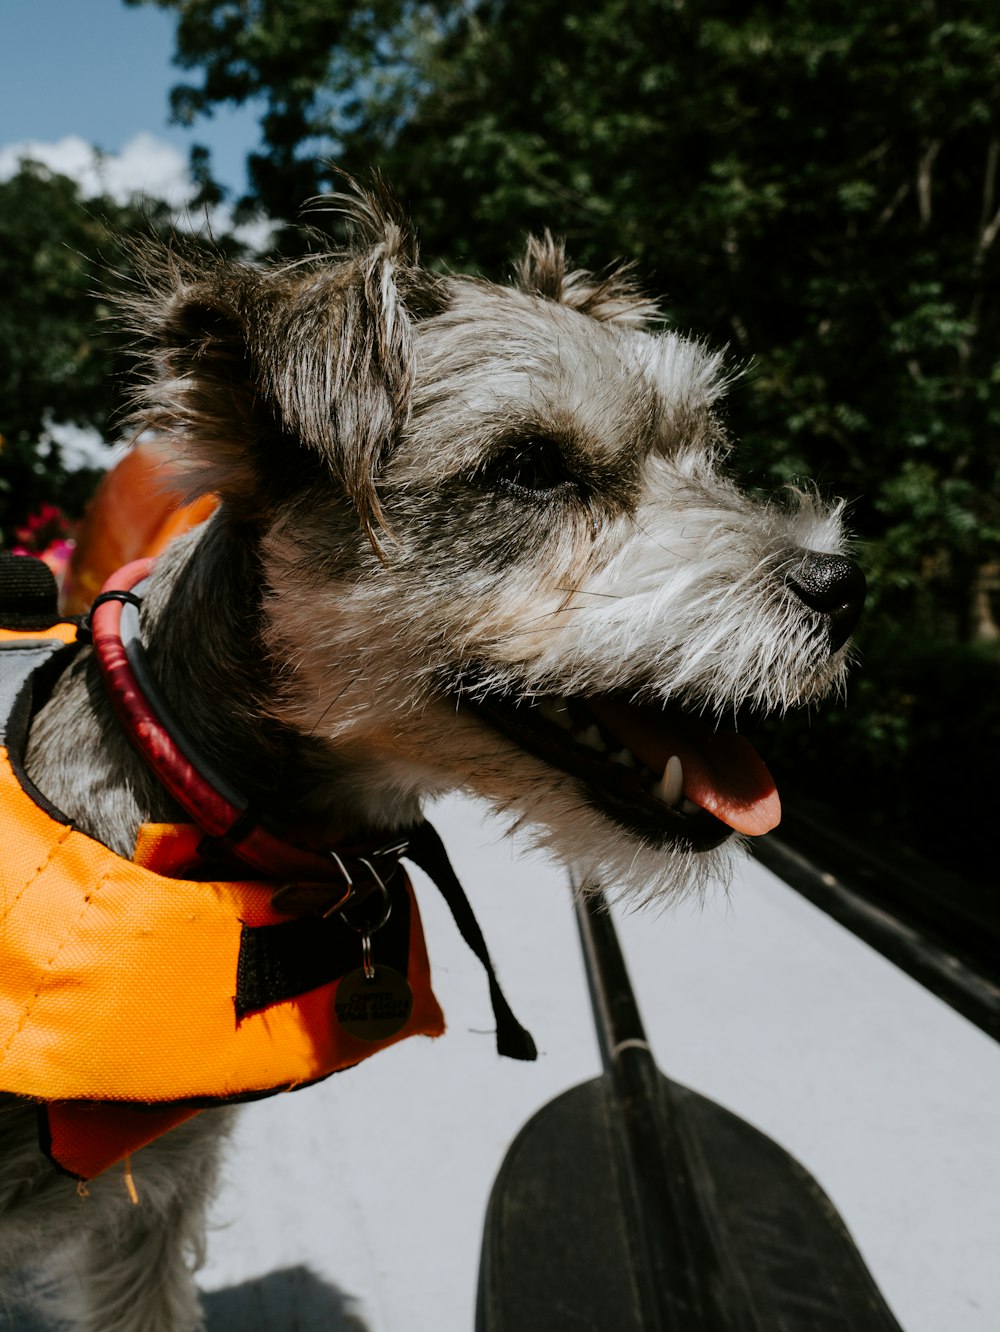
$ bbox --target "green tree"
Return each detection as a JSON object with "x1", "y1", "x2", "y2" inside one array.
[
  {"x1": 0, "y1": 159, "x2": 245, "y2": 542},
  {"x1": 129, "y1": 0, "x2": 1000, "y2": 635},
  {"x1": 0, "y1": 162, "x2": 163, "y2": 539},
  {"x1": 124, "y1": 0, "x2": 1000, "y2": 872}
]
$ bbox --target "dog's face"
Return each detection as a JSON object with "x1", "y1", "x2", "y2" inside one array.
[{"x1": 133, "y1": 186, "x2": 863, "y2": 900}]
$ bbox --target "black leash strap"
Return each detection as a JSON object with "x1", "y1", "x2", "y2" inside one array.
[{"x1": 404, "y1": 821, "x2": 537, "y2": 1062}]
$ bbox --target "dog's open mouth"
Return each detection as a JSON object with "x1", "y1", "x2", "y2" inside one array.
[{"x1": 457, "y1": 678, "x2": 780, "y2": 852}]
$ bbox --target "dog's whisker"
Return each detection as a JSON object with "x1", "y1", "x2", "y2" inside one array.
[{"x1": 304, "y1": 671, "x2": 367, "y2": 739}]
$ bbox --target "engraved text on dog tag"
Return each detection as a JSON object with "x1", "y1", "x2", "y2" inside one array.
[{"x1": 334, "y1": 965, "x2": 414, "y2": 1041}]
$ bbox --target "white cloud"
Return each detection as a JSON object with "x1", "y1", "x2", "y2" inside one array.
[
  {"x1": 0, "y1": 132, "x2": 274, "y2": 251},
  {"x1": 38, "y1": 420, "x2": 128, "y2": 472},
  {"x1": 227, "y1": 213, "x2": 275, "y2": 253},
  {"x1": 0, "y1": 132, "x2": 193, "y2": 208}
]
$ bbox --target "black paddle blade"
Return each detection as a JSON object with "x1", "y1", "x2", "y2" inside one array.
[{"x1": 477, "y1": 1072, "x2": 904, "y2": 1332}]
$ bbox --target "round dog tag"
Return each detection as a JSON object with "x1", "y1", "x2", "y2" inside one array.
[{"x1": 334, "y1": 966, "x2": 414, "y2": 1041}]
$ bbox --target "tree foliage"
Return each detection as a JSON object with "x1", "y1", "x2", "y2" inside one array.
[
  {"x1": 0, "y1": 161, "x2": 248, "y2": 543},
  {"x1": 0, "y1": 162, "x2": 178, "y2": 539},
  {"x1": 131, "y1": 0, "x2": 1000, "y2": 637},
  {"x1": 26, "y1": 1, "x2": 1000, "y2": 869}
]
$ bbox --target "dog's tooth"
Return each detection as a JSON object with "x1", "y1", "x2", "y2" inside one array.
[
  {"x1": 578, "y1": 723, "x2": 606, "y2": 752},
  {"x1": 609, "y1": 748, "x2": 635, "y2": 769},
  {"x1": 655, "y1": 755, "x2": 684, "y2": 806},
  {"x1": 680, "y1": 798, "x2": 700, "y2": 815}
]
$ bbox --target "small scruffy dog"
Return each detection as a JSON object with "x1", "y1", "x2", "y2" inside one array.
[{"x1": 0, "y1": 179, "x2": 863, "y2": 1331}]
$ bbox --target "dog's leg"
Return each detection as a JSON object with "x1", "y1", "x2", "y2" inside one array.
[
  {"x1": 66, "y1": 1111, "x2": 235, "y2": 1332},
  {"x1": 75, "y1": 1196, "x2": 208, "y2": 1332},
  {"x1": 74, "y1": 1200, "x2": 206, "y2": 1332}
]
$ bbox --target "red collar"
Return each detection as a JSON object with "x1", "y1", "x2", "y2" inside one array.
[{"x1": 89, "y1": 558, "x2": 404, "y2": 909}]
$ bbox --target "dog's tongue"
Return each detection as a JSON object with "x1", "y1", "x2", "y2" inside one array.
[{"x1": 587, "y1": 698, "x2": 780, "y2": 836}]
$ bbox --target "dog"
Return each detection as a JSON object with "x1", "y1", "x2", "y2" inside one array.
[{"x1": 0, "y1": 177, "x2": 864, "y2": 1331}]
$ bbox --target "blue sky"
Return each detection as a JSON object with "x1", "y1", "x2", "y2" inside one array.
[{"x1": 2, "y1": 0, "x2": 260, "y2": 196}]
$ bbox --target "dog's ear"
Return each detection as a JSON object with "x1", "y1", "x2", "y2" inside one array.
[
  {"x1": 515, "y1": 231, "x2": 660, "y2": 328},
  {"x1": 251, "y1": 184, "x2": 422, "y2": 541},
  {"x1": 126, "y1": 180, "x2": 436, "y2": 543}
]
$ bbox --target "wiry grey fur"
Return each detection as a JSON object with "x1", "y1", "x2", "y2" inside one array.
[{"x1": 2, "y1": 177, "x2": 857, "y2": 1330}]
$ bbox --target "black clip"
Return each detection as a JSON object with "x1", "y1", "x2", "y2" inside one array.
[{"x1": 77, "y1": 589, "x2": 145, "y2": 644}]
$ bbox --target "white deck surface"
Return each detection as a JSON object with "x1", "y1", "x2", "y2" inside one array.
[{"x1": 193, "y1": 794, "x2": 999, "y2": 1332}]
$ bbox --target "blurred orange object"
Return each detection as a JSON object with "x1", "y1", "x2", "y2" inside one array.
[{"x1": 61, "y1": 444, "x2": 217, "y2": 614}]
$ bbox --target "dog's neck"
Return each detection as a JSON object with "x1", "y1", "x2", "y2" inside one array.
[
  {"x1": 25, "y1": 512, "x2": 392, "y2": 860},
  {"x1": 140, "y1": 515, "x2": 290, "y2": 808}
]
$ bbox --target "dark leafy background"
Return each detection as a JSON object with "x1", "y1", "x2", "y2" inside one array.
[{"x1": 2, "y1": 0, "x2": 997, "y2": 879}]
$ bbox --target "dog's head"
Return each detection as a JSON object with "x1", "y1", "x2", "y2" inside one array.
[{"x1": 129, "y1": 179, "x2": 864, "y2": 900}]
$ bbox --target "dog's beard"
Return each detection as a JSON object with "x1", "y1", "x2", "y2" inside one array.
[
  {"x1": 492, "y1": 775, "x2": 746, "y2": 907},
  {"x1": 532, "y1": 812, "x2": 744, "y2": 907},
  {"x1": 441, "y1": 684, "x2": 758, "y2": 902},
  {"x1": 273, "y1": 679, "x2": 753, "y2": 904}
]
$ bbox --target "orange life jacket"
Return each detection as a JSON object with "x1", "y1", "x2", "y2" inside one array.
[
  {"x1": 59, "y1": 441, "x2": 218, "y2": 615},
  {"x1": 0, "y1": 619, "x2": 445, "y2": 1181}
]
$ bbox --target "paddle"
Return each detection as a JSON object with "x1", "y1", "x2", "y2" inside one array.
[{"x1": 477, "y1": 883, "x2": 905, "y2": 1332}]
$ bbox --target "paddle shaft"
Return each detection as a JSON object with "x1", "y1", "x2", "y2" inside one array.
[{"x1": 575, "y1": 887, "x2": 754, "y2": 1332}]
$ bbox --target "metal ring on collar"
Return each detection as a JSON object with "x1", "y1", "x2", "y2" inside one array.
[{"x1": 338, "y1": 858, "x2": 393, "y2": 936}]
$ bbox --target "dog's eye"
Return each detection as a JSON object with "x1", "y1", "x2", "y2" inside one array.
[{"x1": 483, "y1": 437, "x2": 574, "y2": 498}]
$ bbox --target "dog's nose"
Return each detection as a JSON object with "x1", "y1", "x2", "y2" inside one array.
[{"x1": 787, "y1": 551, "x2": 867, "y2": 653}]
